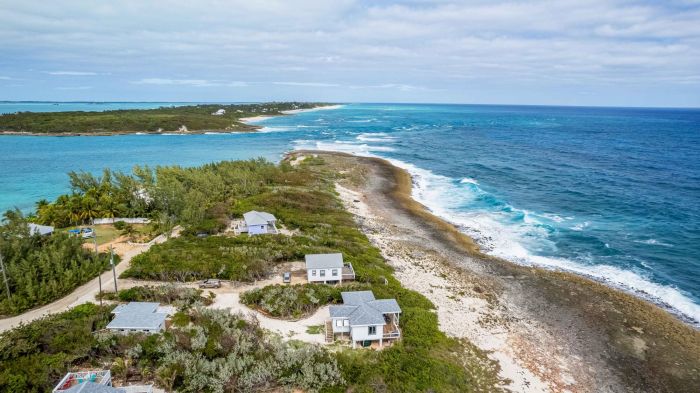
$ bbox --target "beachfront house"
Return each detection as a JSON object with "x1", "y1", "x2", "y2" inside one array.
[
  {"x1": 326, "y1": 290, "x2": 401, "y2": 348},
  {"x1": 211, "y1": 108, "x2": 226, "y2": 116},
  {"x1": 106, "y1": 302, "x2": 171, "y2": 334},
  {"x1": 240, "y1": 210, "x2": 278, "y2": 235},
  {"x1": 305, "y1": 253, "x2": 355, "y2": 284},
  {"x1": 28, "y1": 223, "x2": 54, "y2": 236},
  {"x1": 52, "y1": 370, "x2": 153, "y2": 393}
]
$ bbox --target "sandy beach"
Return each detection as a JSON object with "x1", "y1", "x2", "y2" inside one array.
[
  {"x1": 295, "y1": 151, "x2": 700, "y2": 393},
  {"x1": 240, "y1": 104, "x2": 344, "y2": 123}
]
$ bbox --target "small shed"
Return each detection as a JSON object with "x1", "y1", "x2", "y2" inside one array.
[
  {"x1": 242, "y1": 211, "x2": 278, "y2": 235},
  {"x1": 29, "y1": 223, "x2": 54, "y2": 236}
]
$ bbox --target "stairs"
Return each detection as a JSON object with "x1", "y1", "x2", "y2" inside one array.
[{"x1": 325, "y1": 320, "x2": 334, "y2": 343}]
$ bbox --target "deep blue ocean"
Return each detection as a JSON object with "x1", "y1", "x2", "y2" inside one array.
[{"x1": 1, "y1": 102, "x2": 698, "y2": 324}]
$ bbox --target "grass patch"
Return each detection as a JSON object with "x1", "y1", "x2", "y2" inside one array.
[
  {"x1": 99, "y1": 285, "x2": 213, "y2": 309},
  {"x1": 307, "y1": 324, "x2": 324, "y2": 334}
]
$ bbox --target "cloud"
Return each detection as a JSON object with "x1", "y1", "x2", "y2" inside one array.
[
  {"x1": 132, "y1": 78, "x2": 248, "y2": 87},
  {"x1": 0, "y1": 76, "x2": 13, "y2": 80},
  {"x1": 0, "y1": 1, "x2": 698, "y2": 105},
  {"x1": 273, "y1": 82, "x2": 340, "y2": 87},
  {"x1": 55, "y1": 86, "x2": 93, "y2": 90},
  {"x1": 46, "y1": 71, "x2": 100, "y2": 76}
]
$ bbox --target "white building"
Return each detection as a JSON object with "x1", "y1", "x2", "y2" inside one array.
[
  {"x1": 53, "y1": 370, "x2": 153, "y2": 393},
  {"x1": 327, "y1": 291, "x2": 401, "y2": 348},
  {"x1": 106, "y1": 302, "x2": 170, "y2": 334},
  {"x1": 29, "y1": 223, "x2": 54, "y2": 236},
  {"x1": 211, "y1": 108, "x2": 226, "y2": 116},
  {"x1": 241, "y1": 210, "x2": 278, "y2": 235},
  {"x1": 305, "y1": 253, "x2": 355, "y2": 284}
]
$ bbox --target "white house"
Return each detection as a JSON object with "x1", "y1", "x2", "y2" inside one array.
[
  {"x1": 327, "y1": 291, "x2": 401, "y2": 348},
  {"x1": 106, "y1": 302, "x2": 170, "y2": 334},
  {"x1": 241, "y1": 210, "x2": 278, "y2": 235},
  {"x1": 305, "y1": 253, "x2": 355, "y2": 284},
  {"x1": 211, "y1": 108, "x2": 226, "y2": 116},
  {"x1": 29, "y1": 223, "x2": 54, "y2": 236}
]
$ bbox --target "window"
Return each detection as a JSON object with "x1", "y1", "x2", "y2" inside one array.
[
  {"x1": 332, "y1": 269, "x2": 338, "y2": 276},
  {"x1": 336, "y1": 320, "x2": 342, "y2": 327},
  {"x1": 368, "y1": 326, "x2": 377, "y2": 335},
  {"x1": 320, "y1": 270, "x2": 326, "y2": 277},
  {"x1": 343, "y1": 320, "x2": 349, "y2": 327},
  {"x1": 311, "y1": 270, "x2": 316, "y2": 276}
]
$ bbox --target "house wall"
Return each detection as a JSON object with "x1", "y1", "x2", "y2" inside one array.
[
  {"x1": 108, "y1": 322, "x2": 165, "y2": 335},
  {"x1": 350, "y1": 324, "x2": 384, "y2": 342},
  {"x1": 248, "y1": 224, "x2": 268, "y2": 235},
  {"x1": 331, "y1": 318, "x2": 351, "y2": 333},
  {"x1": 307, "y1": 267, "x2": 343, "y2": 283}
]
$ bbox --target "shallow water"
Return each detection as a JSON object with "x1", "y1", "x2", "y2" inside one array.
[{"x1": 1, "y1": 102, "x2": 699, "y2": 324}]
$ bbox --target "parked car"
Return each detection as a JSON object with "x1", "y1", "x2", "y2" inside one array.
[
  {"x1": 199, "y1": 279, "x2": 221, "y2": 288},
  {"x1": 81, "y1": 228, "x2": 95, "y2": 239},
  {"x1": 282, "y1": 272, "x2": 291, "y2": 284}
]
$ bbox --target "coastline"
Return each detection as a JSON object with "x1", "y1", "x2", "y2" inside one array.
[
  {"x1": 298, "y1": 151, "x2": 700, "y2": 393},
  {"x1": 0, "y1": 104, "x2": 343, "y2": 137}
]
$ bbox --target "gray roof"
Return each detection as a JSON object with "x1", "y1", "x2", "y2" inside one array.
[
  {"x1": 107, "y1": 312, "x2": 166, "y2": 330},
  {"x1": 331, "y1": 291, "x2": 401, "y2": 326},
  {"x1": 341, "y1": 290, "x2": 375, "y2": 305},
  {"x1": 112, "y1": 302, "x2": 159, "y2": 314},
  {"x1": 243, "y1": 210, "x2": 276, "y2": 226},
  {"x1": 107, "y1": 302, "x2": 166, "y2": 330},
  {"x1": 306, "y1": 253, "x2": 344, "y2": 269},
  {"x1": 29, "y1": 223, "x2": 54, "y2": 236}
]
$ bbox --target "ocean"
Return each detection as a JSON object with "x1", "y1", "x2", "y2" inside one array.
[{"x1": 1, "y1": 102, "x2": 698, "y2": 325}]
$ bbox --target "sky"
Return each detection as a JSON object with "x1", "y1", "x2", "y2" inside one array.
[{"x1": 0, "y1": 0, "x2": 699, "y2": 107}]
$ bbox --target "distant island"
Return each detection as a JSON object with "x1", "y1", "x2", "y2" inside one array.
[{"x1": 0, "y1": 102, "x2": 335, "y2": 135}]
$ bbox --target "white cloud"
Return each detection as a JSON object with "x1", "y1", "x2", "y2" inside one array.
[
  {"x1": 46, "y1": 71, "x2": 99, "y2": 76},
  {"x1": 0, "y1": 0, "x2": 698, "y2": 105},
  {"x1": 55, "y1": 86, "x2": 93, "y2": 90}
]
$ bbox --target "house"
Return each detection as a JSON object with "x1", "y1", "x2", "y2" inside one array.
[
  {"x1": 29, "y1": 223, "x2": 54, "y2": 236},
  {"x1": 327, "y1": 290, "x2": 401, "y2": 348},
  {"x1": 211, "y1": 108, "x2": 226, "y2": 116},
  {"x1": 305, "y1": 253, "x2": 355, "y2": 284},
  {"x1": 241, "y1": 210, "x2": 278, "y2": 235},
  {"x1": 53, "y1": 370, "x2": 152, "y2": 393},
  {"x1": 106, "y1": 302, "x2": 170, "y2": 334}
]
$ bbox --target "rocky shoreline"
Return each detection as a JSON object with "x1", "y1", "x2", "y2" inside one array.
[{"x1": 300, "y1": 151, "x2": 700, "y2": 393}]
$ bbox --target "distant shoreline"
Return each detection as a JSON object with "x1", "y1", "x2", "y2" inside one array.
[{"x1": 0, "y1": 103, "x2": 340, "y2": 137}]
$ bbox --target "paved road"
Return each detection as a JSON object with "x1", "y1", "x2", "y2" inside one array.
[{"x1": 0, "y1": 228, "x2": 180, "y2": 333}]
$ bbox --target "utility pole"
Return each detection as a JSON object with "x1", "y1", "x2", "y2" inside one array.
[
  {"x1": 110, "y1": 245, "x2": 118, "y2": 293},
  {"x1": 93, "y1": 227, "x2": 102, "y2": 306},
  {"x1": 0, "y1": 251, "x2": 11, "y2": 302}
]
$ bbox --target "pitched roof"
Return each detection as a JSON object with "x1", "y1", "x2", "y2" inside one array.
[
  {"x1": 107, "y1": 312, "x2": 166, "y2": 330},
  {"x1": 341, "y1": 290, "x2": 375, "y2": 305},
  {"x1": 331, "y1": 291, "x2": 401, "y2": 326},
  {"x1": 243, "y1": 210, "x2": 276, "y2": 226},
  {"x1": 112, "y1": 302, "x2": 159, "y2": 314},
  {"x1": 107, "y1": 302, "x2": 166, "y2": 330},
  {"x1": 305, "y1": 253, "x2": 344, "y2": 269}
]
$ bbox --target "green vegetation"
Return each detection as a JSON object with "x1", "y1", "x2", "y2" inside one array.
[
  {"x1": 0, "y1": 303, "x2": 342, "y2": 393},
  {"x1": 0, "y1": 303, "x2": 112, "y2": 393},
  {"x1": 241, "y1": 283, "x2": 368, "y2": 319},
  {"x1": 0, "y1": 102, "x2": 327, "y2": 134},
  {"x1": 0, "y1": 211, "x2": 115, "y2": 316},
  {"x1": 2, "y1": 156, "x2": 505, "y2": 392},
  {"x1": 99, "y1": 285, "x2": 213, "y2": 309}
]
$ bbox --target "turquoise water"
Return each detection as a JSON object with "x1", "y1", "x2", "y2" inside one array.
[{"x1": 1, "y1": 103, "x2": 698, "y2": 325}]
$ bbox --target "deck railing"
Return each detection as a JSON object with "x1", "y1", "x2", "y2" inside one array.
[
  {"x1": 382, "y1": 321, "x2": 401, "y2": 339},
  {"x1": 53, "y1": 370, "x2": 111, "y2": 392}
]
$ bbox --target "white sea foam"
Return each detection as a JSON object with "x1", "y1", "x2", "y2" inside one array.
[
  {"x1": 635, "y1": 239, "x2": 673, "y2": 247},
  {"x1": 460, "y1": 177, "x2": 479, "y2": 185},
  {"x1": 258, "y1": 126, "x2": 293, "y2": 133},
  {"x1": 382, "y1": 157, "x2": 700, "y2": 325},
  {"x1": 356, "y1": 133, "x2": 397, "y2": 143},
  {"x1": 293, "y1": 139, "x2": 395, "y2": 154},
  {"x1": 289, "y1": 140, "x2": 700, "y2": 324}
]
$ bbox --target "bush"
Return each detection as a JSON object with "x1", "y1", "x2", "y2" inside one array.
[
  {"x1": 113, "y1": 220, "x2": 127, "y2": 230},
  {"x1": 100, "y1": 285, "x2": 212, "y2": 309},
  {"x1": 241, "y1": 283, "x2": 368, "y2": 319}
]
